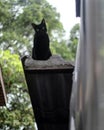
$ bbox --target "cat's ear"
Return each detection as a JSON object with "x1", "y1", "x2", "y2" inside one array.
[
  {"x1": 41, "y1": 18, "x2": 46, "y2": 25},
  {"x1": 31, "y1": 23, "x2": 36, "y2": 30}
]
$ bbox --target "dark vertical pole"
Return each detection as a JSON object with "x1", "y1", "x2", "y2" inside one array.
[{"x1": 75, "y1": 0, "x2": 80, "y2": 17}]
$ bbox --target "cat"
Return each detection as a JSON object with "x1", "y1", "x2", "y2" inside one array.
[{"x1": 31, "y1": 19, "x2": 52, "y2": 60}]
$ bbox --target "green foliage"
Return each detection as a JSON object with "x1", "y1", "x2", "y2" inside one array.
[
  {"x1": 0, "y1": 0, "x2": 64, "y2": 55},
  {"x1": 0, "y1": 0, "x2": 79, "y2": 61},
  {"x1": 50, "y1": 23, "x2": 80, "y2": 61},
  {"x1": 51, "y1": 40, "x2": 73, "y2": 60},
  {"x1": 68, "y1": 23, "x2": 80, "y2": 60},
  {"x1": 0, "y1": 50, "x2": 35, "y2": 130}
]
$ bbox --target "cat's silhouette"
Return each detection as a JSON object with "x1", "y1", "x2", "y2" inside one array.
[{"x1": 31, "y1": 19, "x2": 52, "y2": 60}]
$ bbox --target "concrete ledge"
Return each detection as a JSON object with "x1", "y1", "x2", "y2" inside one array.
[{"x1": 23, "y1": 55, "x2": 74, "y2": 71}]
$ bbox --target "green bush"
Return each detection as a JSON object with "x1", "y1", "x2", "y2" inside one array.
[{"x1": 0, "y1": 50, "x2": 35, "y2": 130}]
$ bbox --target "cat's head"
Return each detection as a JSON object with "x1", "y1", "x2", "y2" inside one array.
[{"x1": 31, "y1": 19, "x2": 47, "y2": 33}]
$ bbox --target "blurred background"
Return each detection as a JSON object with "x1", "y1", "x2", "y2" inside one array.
[{"x1": 0, "y1": 0, "x2": 79, "y2": 129}]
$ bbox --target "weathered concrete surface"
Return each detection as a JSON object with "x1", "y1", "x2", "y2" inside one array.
[{"x1": 24, "y1": 55, "x2": 74, "y2": 70}]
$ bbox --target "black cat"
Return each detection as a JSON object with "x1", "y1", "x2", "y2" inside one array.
[{"x1": 31, "y1": 19, "x2": 52, "y2": 60}]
